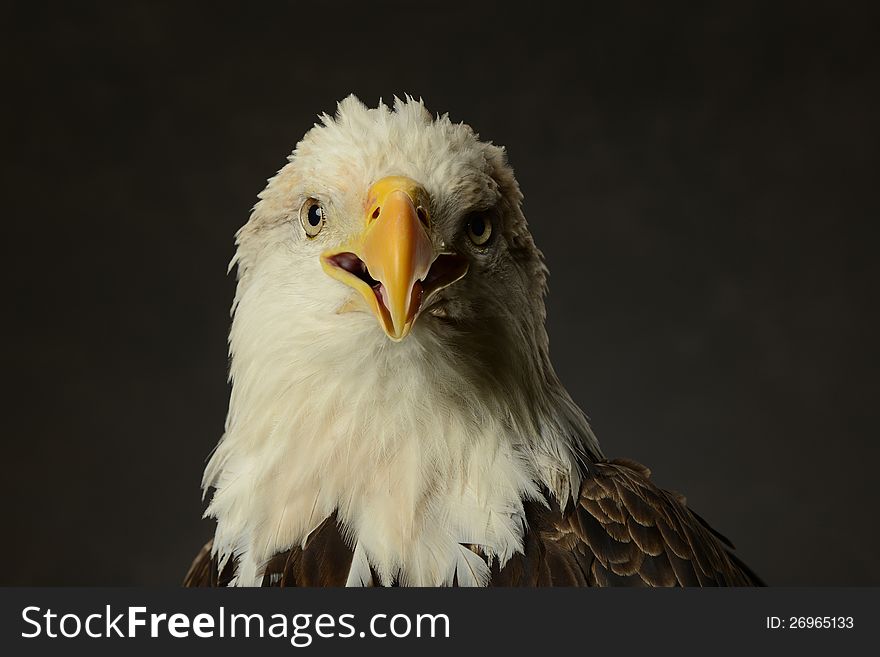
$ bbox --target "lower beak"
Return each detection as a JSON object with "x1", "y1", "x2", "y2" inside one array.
[{"x1": 321, "y1": 176, "x2": 468, "y2": 341}]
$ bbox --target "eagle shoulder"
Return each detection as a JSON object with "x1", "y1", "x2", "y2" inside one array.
[{"x1": 492, "y1": 458, "x2": 763, "y2": 586}]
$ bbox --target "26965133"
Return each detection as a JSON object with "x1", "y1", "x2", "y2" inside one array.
[{"x1": 766, "y1": 616, "x2": 854, "y2": 629}]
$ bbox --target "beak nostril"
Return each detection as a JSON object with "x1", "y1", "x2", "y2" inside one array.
[{"x1": 371, "y1": 207, "x2": 381, "y2": 220}]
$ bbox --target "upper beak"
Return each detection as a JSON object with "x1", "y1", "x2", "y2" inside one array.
[{"x1": 321, "y1": 176, "x2": 468, "y2": 341}]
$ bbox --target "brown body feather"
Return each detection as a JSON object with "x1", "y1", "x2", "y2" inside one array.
[{"x1": 184, "y1": 459, "x2": 762, "y2": 587}]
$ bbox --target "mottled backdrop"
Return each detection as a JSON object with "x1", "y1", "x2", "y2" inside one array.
[{"x1": 3, "y1": 1, "x2": 878, "y2": 585}]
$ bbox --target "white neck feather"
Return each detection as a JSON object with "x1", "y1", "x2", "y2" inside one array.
[{"x1": 203, "y1": 251, "x2": 597, "y2": 586}]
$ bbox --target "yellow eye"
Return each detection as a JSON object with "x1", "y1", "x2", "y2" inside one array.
[
  {"x1": 466, "y1": 213, "x2": 492, "y2": 245},
  {"x1": 300, "y1": 198, "x2": 325, "y2": 237}
]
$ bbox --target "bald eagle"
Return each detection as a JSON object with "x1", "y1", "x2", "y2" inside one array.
[{"x1": 185, "y1": 96, "x2": 761, "y2": 587}]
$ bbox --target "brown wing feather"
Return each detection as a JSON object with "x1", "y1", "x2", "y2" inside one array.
[
  {"x1": 183, "y1": 539, "x2": 237, "y2": 587},
  {"x1": 493, "y1": 459, "x2": 763, "y2": 587},
  {"x1": 183, "y1": 512, "x2": 354, "y2": 587},
  {"x1": 182, "y1": 541, "x2": 215, "y2": 587}
]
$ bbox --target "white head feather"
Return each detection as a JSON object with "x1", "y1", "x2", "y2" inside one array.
[{"x1": 202, "y1": 95, "x2": 601, "y2": 586}]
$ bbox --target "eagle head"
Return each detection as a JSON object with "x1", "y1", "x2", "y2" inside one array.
[{"x1": 232, "y1": 95, "x2": 549, "y2": 366}]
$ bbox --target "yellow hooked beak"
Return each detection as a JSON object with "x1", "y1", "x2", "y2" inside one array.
[{"x1": 321, "y1": 176, "x2": 468, "y2": 341}]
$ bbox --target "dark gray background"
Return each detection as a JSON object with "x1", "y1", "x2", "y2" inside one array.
[{"x1": 2, "y1": 1, "x2": 878, "y2": 585}]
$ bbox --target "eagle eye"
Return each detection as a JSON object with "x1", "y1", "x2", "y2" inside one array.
[
  {"x1": 466, "y1": 212, "x2": 492, "y2": 246},
  {"x1": 300, "y1": 198, "x2": 325, "y2": 237}
]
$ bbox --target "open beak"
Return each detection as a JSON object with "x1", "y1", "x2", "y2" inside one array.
[{"x1": 321, "y1": 176, "x2": 468, "y2": 341}]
